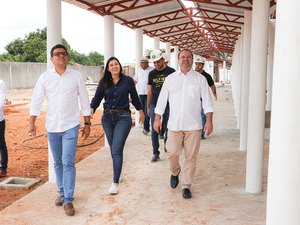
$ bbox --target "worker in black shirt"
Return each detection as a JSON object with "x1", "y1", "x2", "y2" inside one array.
[
  {"x1": 147, "y1": 49, "x2": 175, "y2": 162},
  {"x1": 195, "y1": 56, "x2": 217, "y2": 139}
]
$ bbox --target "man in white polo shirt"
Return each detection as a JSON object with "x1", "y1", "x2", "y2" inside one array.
[
  {"x1": 154, "y1": 49, "x2": 214, "y2": 199},
  {"x1": 133, "y1": 57, "x2": 153, "y2": 135}
]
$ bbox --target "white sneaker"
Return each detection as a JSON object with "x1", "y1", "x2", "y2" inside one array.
[{"x1": 108, "y1": 183, "x2": 119, "y2": 195}]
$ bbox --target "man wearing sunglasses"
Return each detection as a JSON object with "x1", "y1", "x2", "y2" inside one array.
[{"x1": 28, "y1": 44, "x2": 91, "y2": 216}]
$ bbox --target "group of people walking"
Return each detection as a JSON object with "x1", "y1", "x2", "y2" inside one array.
[{"x1": 1, "y1": 44, "x2": 217, "y2": 216}]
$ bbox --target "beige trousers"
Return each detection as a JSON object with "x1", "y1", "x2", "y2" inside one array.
[{"x1": 166, "y1": 130, "x2": 201, "y2": 189}]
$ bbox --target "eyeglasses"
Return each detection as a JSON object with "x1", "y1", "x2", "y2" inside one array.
[{"x1": 53, "y1": 51, "x2": 68, "y2": 57}]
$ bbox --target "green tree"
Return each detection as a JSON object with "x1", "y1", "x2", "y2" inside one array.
[
  {"x1": 86, "y1": 51, "x2": 104, "y2": 66},
  {"x1": 0, "y1": 27, "x2": 104, "y2": 66}
]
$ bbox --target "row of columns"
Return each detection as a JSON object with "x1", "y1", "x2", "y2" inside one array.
[
  {"x1": 230, "y1": 0, "x2": 300, "y2": 224},
  {"x1": 47, "y1": 0, "x2": 300, "y2": 223}
]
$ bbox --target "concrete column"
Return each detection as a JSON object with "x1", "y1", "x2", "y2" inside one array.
[
  {"x1": 135, "y1": 28, "x2": 143, "y2": 128},
  {"x1": 165, "y1": 42, "x2": 171, "y2": 65},
  {"x1": 237, "y1": 30, "x2": 244, "y2": 129},
  {"x1": 47, "y1": 0, "x2": 61, "y2": 70},
  {"x1": 104, "y1": 15, "x2": 114, "y2": 63},
  {"x1": 245, "y1": 0, "x2": 269, "y2": 193},
  {"x1": 103, "y1": 15, "x2": 115, "y2": 147},
  {"x1": 230, "y1": 49, "x2": 237, "y2": 113},
  {"x1": 266, "y1": 1, "x2": 300, "y2": 224},
  {"x1": 266, "y1": 19, "x2": 275, "y2": 111},
  {"x1": 232, "y1": 38, "x2": 240, "y2": 118},
  {"x1": 210, "y1": 61, "x2": 214, "y2": 80},
  {"x1": 153, "y1": 36, "x2": 160, "y2": 49},
  {"x1": 47, "y1": 0, "x2": 61, "y2": 183},
  {"x1": 172, "y1": 46, "x2": 179, "y2": 70},
  {"x1": 222, "y1": 60, "x2": 226, "y2": 83},
  {"x1": 240, "y1": 11, "x2": 252, "y2": 150}
]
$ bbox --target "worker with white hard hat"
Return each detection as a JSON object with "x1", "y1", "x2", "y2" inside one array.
[
  {"x1": 133, "y1": 56, "x2": 154, "y2": 135},
  {"x1": 147, "y1": 49, "x2": 175, "y2": 162},
  {"x1": 195, "y1": 56, "x2": 217, "y2": 139}
]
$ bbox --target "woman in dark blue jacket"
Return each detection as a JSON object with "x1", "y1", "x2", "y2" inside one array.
[{"x1": 91, "y1": 56, "x2": 144, "y2": 195}]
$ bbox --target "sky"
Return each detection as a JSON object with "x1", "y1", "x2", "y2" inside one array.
[{"x1": 0, "y1": 0, "x2": 159, "y2": 64}]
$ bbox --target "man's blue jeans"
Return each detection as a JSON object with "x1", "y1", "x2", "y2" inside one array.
[
  {"x1": 0, "y1": 120, "x2": 8, "y2": 171},
  {"x1": 139, "y1": 95, "x2": 150, "y2": 132},
  {"x1": 201, "y1": 104, "x2": 206, "y2": 136},
  {"x1": 102, "y1": 111, "x2": 132, "y2": 184},
  {"x1": 150, "y1": 104, "x2": 169, "y2": 156},
  {"x1": 47, "y1": 125, "x2": 80, "y2": 204}
]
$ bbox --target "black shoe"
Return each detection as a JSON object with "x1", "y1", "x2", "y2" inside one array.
[
  {"x1": 170, "y1": 174, "x2": 179, "y2": 188},
  {"x1": 142, "y1": 129, "x2": 150, "y2": 135},
  {"x1": 182, "y1": 188, "x2": 192, "y2": 199},
  {"x1": 151, "y1": 154, "x2": 160, "y2": 162},
  {"x1": 201, "y1": 135, "x2": 205, "y2": 140}
]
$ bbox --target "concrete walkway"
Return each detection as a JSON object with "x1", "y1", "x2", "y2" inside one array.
[{"x1": 0, "y1": 84, "x2": 268, "y2": 225}]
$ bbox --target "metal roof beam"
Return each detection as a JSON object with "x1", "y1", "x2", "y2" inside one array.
[
  {"x1": 191, "y1": 7, "x2": 244, "y2": 25},
  {"x1": 122, "y1": 9, "x2": 189, "y2": 28},
  {"x1": 187, "y1": 0, "x2": 253, "y2": 10},
  {"x1": 89, "y1": 0, "x2": 173, "y2": 15}
]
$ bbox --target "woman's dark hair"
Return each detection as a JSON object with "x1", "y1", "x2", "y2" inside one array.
[
  {"x1": 50, "y1": 44, "x2": 68, "y2": 57},
  {"x1": 99, "y1": 56, "x2": 123, "y2": 90}
]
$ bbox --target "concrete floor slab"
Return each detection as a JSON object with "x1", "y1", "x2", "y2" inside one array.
[{"x1": 0, "y1": 84, "x2": 268, "y2": 225}]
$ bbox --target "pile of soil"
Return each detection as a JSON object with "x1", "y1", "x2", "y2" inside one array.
[{"x1": 0, "y1": 104, "x2": 104, "y2": 210}]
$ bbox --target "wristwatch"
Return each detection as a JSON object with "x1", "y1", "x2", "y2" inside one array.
[{"x1": 84, "y1": 122, "x2": 91, "y2": 126}]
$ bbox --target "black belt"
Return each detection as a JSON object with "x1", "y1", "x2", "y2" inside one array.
[{"x1": 104, "y1": 109, "x2": 125, "y2": 114}]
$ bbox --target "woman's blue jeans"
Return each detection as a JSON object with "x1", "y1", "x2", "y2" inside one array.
[
  {"x1": 102, "y1": 111, "x2": 132, "y2": 183},
  {"x1": 0, "y1": 120, "x2": 8, "y2": 170},
  {"x1": 47, "y1": 125, "x2": 80, "y2": 204}
]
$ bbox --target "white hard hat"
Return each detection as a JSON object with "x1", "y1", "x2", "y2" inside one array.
[
  {"x1": 149, "y1": 49, "x2": 164, "y2": 62},
  {"x1": 195, "y1": 56, "x2": 205, "y2": 64},
  {"x1": 163, "y1": 53, "x2": 169, "y2": 62},
  {"x1": 140, "y1": 56, "x2": 149, "y2": 62}
]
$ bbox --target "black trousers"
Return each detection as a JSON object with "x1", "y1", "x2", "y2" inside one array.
[{"x1": 0, "y1": 119, "x2": 8, "y2": 170}]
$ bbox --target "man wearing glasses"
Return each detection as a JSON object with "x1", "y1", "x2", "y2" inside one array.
[{"x1": 28, "y1": 44, "x2": 91, "y2": 216}]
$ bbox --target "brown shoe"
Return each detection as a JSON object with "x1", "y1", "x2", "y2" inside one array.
[
  {"x1": 64, "y1": 202, "x2": 75, "y2": 216},
  {"x1": 55, "y1": 195, "x2": 64, "y2": 206},
  {"x1": 0, "y1": 170, "x2": 7, "y2": 178}
]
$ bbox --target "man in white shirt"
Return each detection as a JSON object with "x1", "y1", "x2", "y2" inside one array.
[
  {"x1": 29, "y1": 44, "x2": 91, "y2": 216},
  {"x1": 154, "y1": 49, "x2": 214, "y2": 199},
  {"x1": 0, "y1": 80, "x2": 8, "y2": 178},
  {"x1": 133, "y1": 57, "x2": 153, "y2": 135}
]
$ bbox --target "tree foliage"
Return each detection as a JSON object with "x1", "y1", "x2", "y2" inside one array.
[{"x1": 0, "y1": 27, "x2": 104, "y2": 66}]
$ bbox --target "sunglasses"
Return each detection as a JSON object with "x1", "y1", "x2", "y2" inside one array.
[{"x1": 53, "y1": 51, "x2": 68, "y2": 57}]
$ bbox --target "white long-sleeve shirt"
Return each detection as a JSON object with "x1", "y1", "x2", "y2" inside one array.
[
  {"x1": 133, "y1": 66, "x2": 154, "y2": 95},
  {"x1": 30, "y1": 68, "x2": 91, "y2": 132},
  {"x1": 0, "y1": 80, "x2": 6, "y2": 122},
  {"x1": 155, "y1": 69, "x2": 213, "y2": 131}
]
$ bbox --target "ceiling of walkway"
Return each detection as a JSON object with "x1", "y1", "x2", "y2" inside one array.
[{"x1": 64, "y1": 0, "x2": 276, "y2": 62}]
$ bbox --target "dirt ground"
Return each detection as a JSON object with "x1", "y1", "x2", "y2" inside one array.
[{"x1": 0, "y1": 94, "x2": 104, "y2": 211}]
